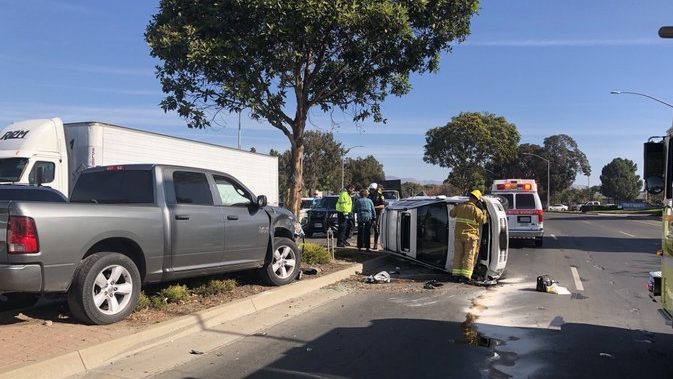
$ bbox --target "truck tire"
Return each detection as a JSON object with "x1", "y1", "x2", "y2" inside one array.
[
  {"x1": 534, "y1": 237, "x2": 543, "y2": 247},
  {"x1": 262, "y1": 237, "x2": 301, "y2": 286},
  {"x1": 67, "y1": 252, "x2": 141, "y2": 325}
]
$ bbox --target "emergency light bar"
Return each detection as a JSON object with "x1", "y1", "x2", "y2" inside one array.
[{"x1": 496, "y1": 182, "x2": 533, "y2": 191}]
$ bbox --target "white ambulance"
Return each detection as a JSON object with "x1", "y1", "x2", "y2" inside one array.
[{"x1": 491, "y1": 179, "x2": 544, "y2": 247}]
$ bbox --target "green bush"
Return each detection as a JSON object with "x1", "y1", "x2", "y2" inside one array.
[
  {"x1": 159, "y1": 284, "x2": 190, "y2": 303},
  {"x1": 135, "y1": 291, "x2": 152, "y2": 311},
  {"x1": 193, "y1": 279, "x2": 237, "y2": 296},
  {"x1": 301, "y1": 242, "x2": 331, "y2": 265}
]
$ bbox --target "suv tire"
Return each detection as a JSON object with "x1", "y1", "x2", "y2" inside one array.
[
  {"x1": 68, "y1": 252, "x2": 141, "y2": 325},
  {"x1": 262, "y1": 237, "x2": 301, "y2": 286}
]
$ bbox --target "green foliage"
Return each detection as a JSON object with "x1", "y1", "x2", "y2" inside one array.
[
  {"x1": 345, "y1": 155, "x2": 386, "y2": 191},
  {"x1": 424, "y1": 112, "x2": 520, "y2": 193},
  {"x1": 159, "y1": 284, "x2": 190, "y2": 303},
  {"x1": 303, "y1": 131, "x2": 345, "y2": 193},
  {"x1": 193, "y1": 279, "x2": 237, "y2": 297},
  {"x1": 487, "y1": 135, "x2": 591, "y2": 205},
  {"x1": 301, "y1": 242, "x2": 332, "y2": 265},
  {"x1": 135, "y1": 291, "x2": 152, "y2": 311},
  {"x1": 146, "y1": 0, "x2": 479, "y2": 215},
  {"x1": 600, "y1": 158, "x2": 642, "y2": 202}
]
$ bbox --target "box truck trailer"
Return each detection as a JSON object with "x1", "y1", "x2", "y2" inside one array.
[{"x1": 0, "y1": 118, "x2": 279, "y2": 204}]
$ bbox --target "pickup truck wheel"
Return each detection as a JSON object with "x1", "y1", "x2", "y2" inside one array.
[
  {"x1": 68, "y1": 253, "x2": 140, "y2": 325},
  {"x1": 262, "y1": 237, "x2": 301, "y2": 286}
]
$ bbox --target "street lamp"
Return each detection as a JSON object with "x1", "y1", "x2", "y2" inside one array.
[
  {"x1": 341, "y1": 145, "x2": 364, "y2": 190},
  {"x1": 521, "y1": 152, "x2": 551, "y2": 210},
  {"x1": 610, "y1": 90, "x2": 673, "y2": 203},
  {"x1": 610, "y1": 91, "x2": 673, "y2": 109}
]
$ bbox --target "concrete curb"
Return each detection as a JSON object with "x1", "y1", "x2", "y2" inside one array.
[{"x1": 0, "y1": 255, "x2": 387, "y2": 379}]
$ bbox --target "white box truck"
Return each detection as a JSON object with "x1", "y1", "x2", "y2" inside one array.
[{"x1": 0, "y1": 118, "x2": 279, "y2": 204}]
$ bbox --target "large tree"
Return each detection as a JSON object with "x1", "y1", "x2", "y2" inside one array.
[
  {"x1": 487, "y1": 135, "x2": 591, "y2": 205},
  {"x1": 273, "y1": 130, "x2": 345, "y2": 202},
  {"x1": 423, "y1": 112, "x2": 520, "y2": 194},
  {"x1": 146, "y1": 0, "x2": 479, "y2": 215},
  {"x1": 600, "y1": 158, "x2": 642, "y2": 202},
  {"x1": 344, "y1": 155, "x2": 385, "y2": 190}
]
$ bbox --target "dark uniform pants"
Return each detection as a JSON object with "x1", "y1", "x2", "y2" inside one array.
[{"x1": 357, "y1": 220, "x2": 372, "y2": 249}]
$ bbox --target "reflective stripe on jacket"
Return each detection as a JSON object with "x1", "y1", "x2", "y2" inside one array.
[
  {"x1": 336, "y1": 190, "x2": 352, "y2": 213},
  {"x1": 449, "y1": 201, "x2": 487, "y2": 239}
]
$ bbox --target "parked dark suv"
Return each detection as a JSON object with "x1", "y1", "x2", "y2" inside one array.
[{"x1": 303, "y1": 196, "x2": 355, "y2": 238}]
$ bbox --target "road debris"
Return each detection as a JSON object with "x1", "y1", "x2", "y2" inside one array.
[
  {"x1": 42, "y1": 320, "x2": 53, "y2": 326},
  {"x1": 189, "y1": 349, "x2": 205, "y2": 355},
  {"x1": 423, "y1": 280, "x2": 444, "y2": 290},
  {"x1": 599, "y1": 353, "x2": 614, "y2": 359},
  {"x1": 536, "y1": 275, "x2": 570, "y2": 295},
  {"x1": 302, "y1": 267, "x2": 321, "y2": 275},
  {"x1": 365, "y1": 271, "x2": 391, "y2": 284}
]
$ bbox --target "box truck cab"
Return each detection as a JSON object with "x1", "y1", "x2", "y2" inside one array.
[
  {"x1": 0, "y1": 118, "x2": 279, "y2": 204},
  {"x1": 491, "y1": 179, "x2": 544, "y2": 247},
  {"x1": 0, "y1": 118, "x2": 67, "y2": 193}
]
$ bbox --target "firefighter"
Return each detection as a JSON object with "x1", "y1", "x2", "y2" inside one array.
[
  {"x1": 336, "y1": 184, "x2": 355, "y2": 247},
  {"x1": 449, "y1": 189, "x2": 488, "y2": 284},
  {"x1": 368, "y1": 183, "x2": 385, "y2": 250}
]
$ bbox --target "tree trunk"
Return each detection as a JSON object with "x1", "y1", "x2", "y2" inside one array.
[{"x1": 287, "y1": 141, "x2": 305, "y2": 217}]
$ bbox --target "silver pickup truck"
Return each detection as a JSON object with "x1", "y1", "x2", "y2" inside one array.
[{"x1": 0, "y1": 164, "x2": 302, "y2": 324}]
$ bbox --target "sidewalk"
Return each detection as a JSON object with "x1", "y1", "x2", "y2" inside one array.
[{"x1": 0, "y1": 251, "x2": 387, "y2": 379}]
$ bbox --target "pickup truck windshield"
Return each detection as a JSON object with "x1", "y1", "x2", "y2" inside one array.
[
  {"x1": 70, "y1": 170, "x2": 154, "y2": 204},
  {"x1": 0, "y1": 158, "x2": 28, "y2": 182}
]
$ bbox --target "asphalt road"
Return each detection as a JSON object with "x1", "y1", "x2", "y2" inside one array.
[{"x1": 152, "y1": 212, "x2": 673, "y2": 379}]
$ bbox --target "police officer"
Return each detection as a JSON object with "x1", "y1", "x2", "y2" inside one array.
[
  {"x1": 368, "y1": 183, "x2": 385, "y2": 250},
  {"x1": 449, "y1": 189, "x2": 488, "y2": 284}
]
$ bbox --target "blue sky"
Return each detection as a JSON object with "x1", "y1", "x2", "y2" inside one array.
[{"x1": 1, "y1": 1, "x2": 673, "y2": 187}]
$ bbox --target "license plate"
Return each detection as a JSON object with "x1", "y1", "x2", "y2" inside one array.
[
  {"x1": 314, "y1": 223, "x2": 323, "y2": 228},
  {"x1": 517, "y1": 216, "x2": 531, "y2": 223}
]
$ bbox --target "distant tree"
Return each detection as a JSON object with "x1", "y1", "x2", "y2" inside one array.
[
  {"x1": 426, "y1": 182, "x2": 460, "y2": 197},
  {"x1": 146, "y1": 0, "x2": 479, "y2": 215},
  {"x1": 402, "y1": 182, "x2": 424, "y2": 198},
  {"x1": 302, "y1": 131, "x2": 344, "y2": 194},
  {"x1": 600, "y1": 158, "x2": 642, "y2": 202},
  {"x1": 487, "y1": 135, "x2": 590, "y2": 206},
  {"x1": 345, "y1": 155, "x2": 385, "y2": 191},
  {"x1": 424, "y1": 112, "x2": 520, "y2": 193}
]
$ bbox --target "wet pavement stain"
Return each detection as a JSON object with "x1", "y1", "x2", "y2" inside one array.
[
  {"x1": 571, "y1": 293, "x2": 589, "y2": 300},
  {"x1": 454, "y1": 312, "x2": 518, "y2": 378}
]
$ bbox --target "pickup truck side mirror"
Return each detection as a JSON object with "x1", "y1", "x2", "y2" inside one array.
[
  {"x1": 257, "y1": 195, "x2": 267, "y2": 207},
  {"x1": 36, "y1": 166, "x2": 45, "y2": 187}
]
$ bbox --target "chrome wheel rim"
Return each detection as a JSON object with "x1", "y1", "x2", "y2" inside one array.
[
  {"x1": 92, "y1": 264, "x2": 133, "y2": 315},
  {"x1": 271, "y1": 245, "x2": 297, "y2": 279}
]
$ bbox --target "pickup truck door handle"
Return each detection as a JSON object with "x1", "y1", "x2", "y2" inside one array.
[
  {"x1": 175, "y1": 215, "x2": 190, "y2": 220},
  {"x1": 227, "y1": 215, "x2": 239, "y2": 221}
]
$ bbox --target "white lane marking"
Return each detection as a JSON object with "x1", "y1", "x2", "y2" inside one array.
[
  {"x1": 570, "y1": 267, "x2": 584, "y2": 291},
  {"x1": 619, "y1": 230, "x2": 636, "y2": 238},
  {"x1": 634, "y1": 220, "x2": 660, "y2": 227},
  {"x1": 550, "y1": 234, "x2": 558, "y2": 240}
]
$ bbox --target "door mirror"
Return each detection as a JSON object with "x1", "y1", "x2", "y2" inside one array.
[
  {"x1": 644, "y1": 141, "x2": 665, "y2": 194},
  {"x1": 257, "y1": 195, "x2": 268, "y2": 207},
  {"x1": 646, "y1": 176, "x2": 665, "y2": 194}
]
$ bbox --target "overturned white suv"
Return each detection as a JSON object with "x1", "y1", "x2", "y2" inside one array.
[{"x1": 380, "y1": 196, "x2": 509, "y2": 283}]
